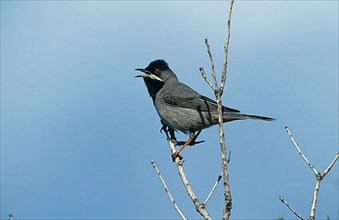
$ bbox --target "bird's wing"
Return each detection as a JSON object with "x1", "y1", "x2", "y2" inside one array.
[
  {"x1": 199, "y1": 95, "x2": 240, "y2": 113},
  {"x1": 161, "y1": 82, "x2": 240, "y2": 113}
]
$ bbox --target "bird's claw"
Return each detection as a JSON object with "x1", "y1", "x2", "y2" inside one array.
[
  {"x1": 170, "y1": 139, "x2": 178, "y2": 146},
  {"x1": 160, "y1": 124, "x2": 168, "y2": 134},
  {"x1": 190, "y1": 140, "x2": 205, "y2": 146},
  {"x1": 171, "y1": 152, "x2": 183, "y2": 162},
  {"x1": 161, "y1": 125, "x2": 172, "y2": 141}
]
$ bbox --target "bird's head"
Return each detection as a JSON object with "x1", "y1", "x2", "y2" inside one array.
[
  {"x1": 135, "y1": 59, "x2": 178, "y2": 83},
  {"x1": 135, "y1": 59, "x2": 178, "y2": 99}
]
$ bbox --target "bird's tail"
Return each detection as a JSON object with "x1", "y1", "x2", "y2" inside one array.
[
  {"x1": 240, "y1": 114, "x2": 275, "y2": 121},
  {"x1": 223, "y1": 112, "x2": 275, "y2": 122}
]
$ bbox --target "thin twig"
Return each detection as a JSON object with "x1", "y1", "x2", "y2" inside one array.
[
  {"x1": 168, "y1": 140, "x2": 212, "y2": 219},
  {"x1": 220, "y1": 0, "x2": 234, "y2": 96},
  {"x1": 321, "y1": 153, "x2": 339, "y2": 178},
  {"x1": 204, "y1": 172, "x2": 223, "y2": 205},
  {"x1": 204, "y1": 39, "x2": 218, "y2": 90},
  {"x1": 151, "y1": 160, "x2": 186, "y2": 220},
  {"x1": 279, "y1": 196, "x2": 305, "y2": 220},
  {"x1": 285, "y1": 127, "x2": 318, "y2": 175},
  {"x1": 199, "y1": 67, "x2": 215, "y2": 90}
]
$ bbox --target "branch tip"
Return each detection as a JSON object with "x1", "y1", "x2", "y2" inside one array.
[{"x1": 279, "y1": 196, "x2": 305, "y2": 220}]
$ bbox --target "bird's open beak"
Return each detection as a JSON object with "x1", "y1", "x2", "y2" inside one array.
[{"x1": 135, "y1": 68, "x2": 163, "y2": 82}]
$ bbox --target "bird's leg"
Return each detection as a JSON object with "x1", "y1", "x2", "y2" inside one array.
[
  {"x1": 168, "y1": 127, "x2": 175, "y2": 140},
  {"x1": 172, "y1": 131, "x2": 196, "y2": 161},
  {"x1": 189, "y1": 129, "x2": 204, "y2": 146},
  {"x1": 175, "y1": 129, "x2": 204, "y2": 146}
]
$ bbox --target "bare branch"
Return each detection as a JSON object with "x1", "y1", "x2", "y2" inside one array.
[
  {"x1": 285, "y1": 127, "x2": 318, "y2": 175},
  {"x1": 279, "y1": 196, "x2": 305, "y2": 220},
  {"x1": 151, "y1": 160, "x2": 186, "y2": 220},
  {"x1": 204, "y1": 172, "x2": 223, "y2": 205},
  {"x1": 199, "y1": 0, "x2": 235, "y2": 219},
  {"x1": 216, "y1": 90, "x2": 232, "y2": 220},
  {"x1": 310, "y1": 177, "x2": 321, "y2": 220},
  {"x1": 220, "y1": 2, "x2": 235, "y2": 219},
  {"x1": 220, "y1": 0, "x2": 234, "y2": 96},
  {"x1": 168, "y1": 140, "x2": 212, "y2": 219}
]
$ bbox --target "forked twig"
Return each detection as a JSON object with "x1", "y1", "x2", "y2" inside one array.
[
  {"x1": 310, "y1": 153, "x2": 338, "y2": 220},
  {"x1": 281, "y1": 127, "x2": 339, "y2": 220}
]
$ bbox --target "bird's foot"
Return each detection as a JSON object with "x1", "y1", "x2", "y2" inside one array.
[
  {"x1": 172, "y1": 129, "x2": 204, "y2": 146},
  {"x1": 170, "y1": 138, "x2": 178, "y2": 146},
  {"x1": 171, "y1": 151, "x2": 183, "y2": 162},
  {"x1": 160, "y1": 123, "x2": 177, "y2": 141},
  {"x1": 160, "y1": 125, "x2": 170, "y2": 139},
  {"x1": 160, "y1": 124, "x2": 167, "y2": 133},
  {"x1": 175, "y1": 139, "x2": 205, "y2": 146}
]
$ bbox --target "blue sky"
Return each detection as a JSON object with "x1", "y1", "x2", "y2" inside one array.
[{"x1": 1, "y1": 1, "x2": 338, "y2": 219}]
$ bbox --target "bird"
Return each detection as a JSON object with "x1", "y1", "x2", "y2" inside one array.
[{"x1": 136, "y1": 59, "x2": 275, "y2": 160}]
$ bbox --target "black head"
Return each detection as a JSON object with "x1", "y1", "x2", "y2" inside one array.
[
  {"x1": 144, "y1": 59, "x2": 170, "y2": 73},
  {"x1": 135, "y1": 59, "x2": 178, "y2": 83},
  {"x1": 135, "y1": 59, "x2": 178, "y2": 99}
]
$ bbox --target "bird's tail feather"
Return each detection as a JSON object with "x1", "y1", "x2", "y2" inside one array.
[
  {"x1": 223, "y1": 113, "x2": 275, "y2": 122},
  {"x1": 239, "y1": 114, "x2": 275, "y2": 121}
]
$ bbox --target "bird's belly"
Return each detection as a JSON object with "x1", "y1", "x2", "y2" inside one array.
[{"x1": 155, "y1": 104, "x2": 215, "y2": 133}]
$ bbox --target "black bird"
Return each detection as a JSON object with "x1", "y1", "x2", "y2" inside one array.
[{"x1": 136, "y1": 59, "x2": 274, "y2": 160}]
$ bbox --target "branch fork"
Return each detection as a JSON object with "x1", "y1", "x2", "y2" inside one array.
[{"x1": 280, "y1": 127, "x2": 339, "y2": 220}]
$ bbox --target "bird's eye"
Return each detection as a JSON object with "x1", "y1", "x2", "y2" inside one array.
[{"x1": 154, "y1": 68, "x2": 160, "y2": 75}]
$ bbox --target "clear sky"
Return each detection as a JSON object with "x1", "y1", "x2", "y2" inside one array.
[{"x1": 1, "y1": 1, "x2": 338, "y2": 219}]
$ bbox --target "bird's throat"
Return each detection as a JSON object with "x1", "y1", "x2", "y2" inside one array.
[{"x1": 143, "y1": 78, "x2": 165, "y2": 100}]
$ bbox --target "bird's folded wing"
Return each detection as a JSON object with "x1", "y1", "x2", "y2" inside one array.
[
  {"x1": 162, "y1": 83, "x2": 240, "y2": 113},
  {"x1": 199, "y1": 95, "x2": 240, "y2": 113}
]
